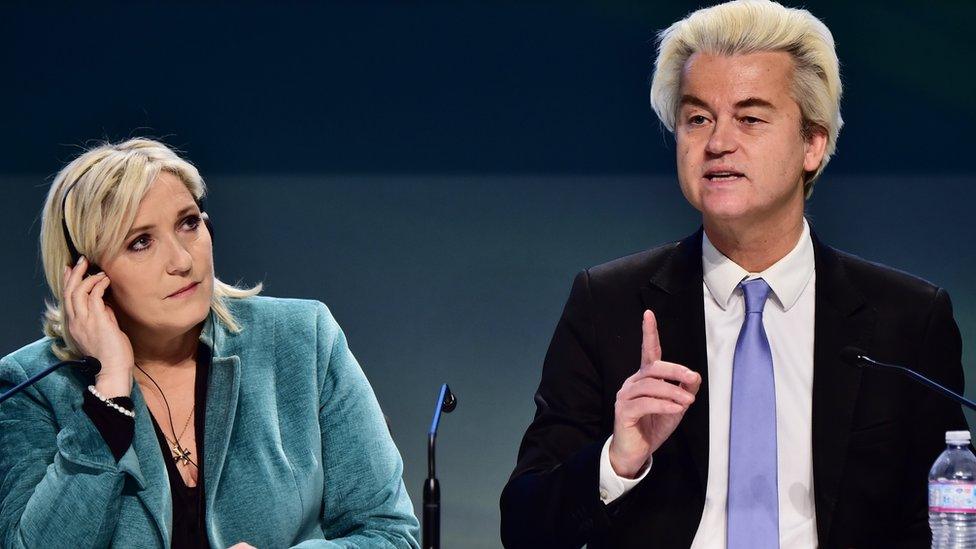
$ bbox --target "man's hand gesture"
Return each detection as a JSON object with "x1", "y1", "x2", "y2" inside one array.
[{"x1": 608, "y1": 310, "x2": 702, "y2": 478}]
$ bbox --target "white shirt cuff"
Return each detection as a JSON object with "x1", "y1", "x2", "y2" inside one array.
[{"x1": 599, "y1": 435, "x2": 652, "y2": 505}]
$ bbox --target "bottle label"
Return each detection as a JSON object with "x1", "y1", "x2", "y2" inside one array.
[{"x1": 929, "y1": 481, "x2": 976, "y2": 513}]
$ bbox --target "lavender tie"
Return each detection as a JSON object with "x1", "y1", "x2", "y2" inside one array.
[{"x1": 727, "y1": 278, "x2": 779, "y2": 549}]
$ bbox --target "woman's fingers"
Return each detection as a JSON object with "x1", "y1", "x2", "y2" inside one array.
[
  {"x1": 70, "y1": 272, "x2": 105, "y2": 322},
  {"x1": 78, "y1": 271, "x2": 106, "y2": 295},
  {"x1": 64, "y1": 256, "x2": 88, "y2": 290},
  {"x1": 63, "y1": 256, "x2": 93, "y2": 317},
  {"x1": 61, "y1": 265, "x2": 75, "y2": 320},
  {"x1": 62, "y1": 256, "x2": 114, "y2": 357},
  {"x1": 88, "y1": 274, "x2": 111, "y2": 315}
]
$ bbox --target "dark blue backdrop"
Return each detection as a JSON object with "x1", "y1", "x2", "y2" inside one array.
[{"x1": 2, "y1": 2, "x2": 974, "y2": 546}]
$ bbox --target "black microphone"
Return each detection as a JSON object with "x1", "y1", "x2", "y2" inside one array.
[
  {"x1": 424, "y1": 383, "x2": 457, "y2": 549},
  {"x1": 0, "y1": 356, "x2": 101, "y2": 405},
  {"x1": 840, "y1": 346, "x2": 976, "y2": 412}
]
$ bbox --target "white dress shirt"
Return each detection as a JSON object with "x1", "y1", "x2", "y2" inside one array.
[{"x1": 599, "y1": 220, "x2": 818, "y2": 548}]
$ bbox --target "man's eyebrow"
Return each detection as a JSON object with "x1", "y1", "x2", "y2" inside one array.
[
  {"x1": 679, "y1": 94, "x2": 711, "y2": 110},
  {"x1": 124, "y1": 205, "x2": 197, "y2": 240},
  {"x1": 734, "y1": 97, "x2": 776, "y2": 110},
  {"x1": 678, "y1": 95, "x2": 777, "y2": 111}
]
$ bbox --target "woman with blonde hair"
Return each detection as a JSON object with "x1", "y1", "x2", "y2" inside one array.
[{"x1": 0, "y1": 138, "x2": 419, "y2": 548}]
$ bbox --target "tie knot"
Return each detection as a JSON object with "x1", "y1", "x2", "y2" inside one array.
[{"x1": 740, "y1": 278, "x2": 771, "y2": 314}]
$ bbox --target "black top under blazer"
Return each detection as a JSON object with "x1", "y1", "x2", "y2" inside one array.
[{"x1": 501, "y1": 228, "x2": 968, "y2": 548}]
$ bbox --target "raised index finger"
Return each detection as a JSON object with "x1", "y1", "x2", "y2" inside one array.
[{"x1": 641, "y1": 309, "x2": 662, "y2": 366}]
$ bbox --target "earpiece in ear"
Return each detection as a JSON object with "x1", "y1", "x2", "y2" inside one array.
[{"x1": 60, "y1": 178, "x2": 103, "y2": 275}]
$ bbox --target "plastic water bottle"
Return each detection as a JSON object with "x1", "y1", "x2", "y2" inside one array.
[{"x1": 929, "y1": 430, "x2": 976, "y2": 548}]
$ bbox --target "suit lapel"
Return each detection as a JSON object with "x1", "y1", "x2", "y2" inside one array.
[
  {"x1": 810, "y1": 233, "x2": 875, "y2": 544},
  {"x1": 128, "y1": 383, "x2": 173, "y2": 546},
  {"x1": 200, "y1": 312, "x2": 243, "y2": 519},
  {"x1": 641, "y1": 229, "x2": 710, "y2": 492}
]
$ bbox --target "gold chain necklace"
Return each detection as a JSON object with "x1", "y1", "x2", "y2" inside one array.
[
  {"x1": 135, "y1": 364, "x2": 197, "y2": 468},
  {"x1": 165, "y1": 407, "x2": 195, "y2": 467}
]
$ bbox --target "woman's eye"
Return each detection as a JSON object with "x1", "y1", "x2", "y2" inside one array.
[
  {"x1": 742, "y1": 116, "x2": 763, "y2": 125},
  {"x1": 689, "y1": 115, "x2": 708, "y2": 125},
  {"x1": 181, "y1": 214, "x2": 202, "y2": 231},
  {"x1": 129, "y1": 235, "x2": 151, "y2": 252}
]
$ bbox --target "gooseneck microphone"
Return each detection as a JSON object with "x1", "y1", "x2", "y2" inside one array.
[
  {"x1": 0, "y1": 356, "x2": 102, "y2": 405},
  {"x1": 840, "y1": 346, "x2": 976, "y2": 412},
  {"x1": 424, "y1": 383, "x2": 457, "y2": 549}
]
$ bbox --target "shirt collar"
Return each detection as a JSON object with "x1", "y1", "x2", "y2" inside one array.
[{"x1": 702, "y1": 219, "x2": 814, "y2": 312}]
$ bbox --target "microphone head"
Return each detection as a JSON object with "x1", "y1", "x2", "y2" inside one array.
[
  {"x1": 441, "y1": 384, "x2": 457, "y2": 413},
  {"x1": 840, "y1": 346, "x2": 867, "y2": 367},
  {"x1": 78, "y1": 356, "x2": 102, "y2": 377}
]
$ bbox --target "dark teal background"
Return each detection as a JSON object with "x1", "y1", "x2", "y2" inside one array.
[{"x1": 2, "y1": 2, "x2": 974, "y2": 547}]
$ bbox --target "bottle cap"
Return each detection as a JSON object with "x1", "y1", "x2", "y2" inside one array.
[{"x1": 946, "y1": 430, "x2": 971, "y2": 443}]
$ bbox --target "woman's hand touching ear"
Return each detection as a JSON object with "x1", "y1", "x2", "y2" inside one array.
[{"x1": 63, "y1": 256, "x2": 135, "y2": 398}]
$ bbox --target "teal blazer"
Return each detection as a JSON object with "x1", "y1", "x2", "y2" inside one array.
[{"x1": 0, "y1": 296, "x2": 420, "y2": 548}]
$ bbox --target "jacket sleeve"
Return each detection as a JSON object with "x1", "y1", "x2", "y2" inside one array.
[
  {"x1": 0, "y1": 354, "x2": 140, "y2": 548},
  {"x1": 500, "y1": 270, "x2": 614, "y2": 548},
  {"x1": 291, "y1": 302, "x2": 420, "y2": 549},
  {"x1": 897, "y1": 287, "x2": 970, "y2": 546}
]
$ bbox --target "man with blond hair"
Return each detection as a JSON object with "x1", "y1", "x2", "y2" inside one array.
[{"x1": 501, "y1": 1, "x2": 967, "y2": 547}]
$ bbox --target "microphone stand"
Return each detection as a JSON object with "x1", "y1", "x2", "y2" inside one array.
[
  {"x1": 424, "y1": 383, "x2": 457, "y2": 549},
  {"x1": 841, "y1": 346, "x2": 976, "y2": 412},
  {"x1": 0, "y1": 357, "x2": 100, "y2": 405}
]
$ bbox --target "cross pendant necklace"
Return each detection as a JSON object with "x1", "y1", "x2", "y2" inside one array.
[
  {"x1": 172, "y1": 442, "x2": 193, "y2": 466},
  {"x1": 168, "y1": 407, "x2": 195, "y2": 467},
  {"x1": 135, "y1": 363, "x2": 198, "y2": 469}
]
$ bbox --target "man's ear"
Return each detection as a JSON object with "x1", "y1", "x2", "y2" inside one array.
[{"x1": 802, "y1": 123, "x2": 828, "y2": 174}]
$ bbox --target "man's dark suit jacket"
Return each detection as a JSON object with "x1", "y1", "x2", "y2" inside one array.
[{"x1": 500, "y1": 229, "x2": 968, "y2": 548}]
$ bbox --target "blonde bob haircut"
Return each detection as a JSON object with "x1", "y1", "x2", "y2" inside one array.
[
  {"x1": 650, "y1": 0, "x2": 843, "y2": 197},
  {"x1": 39, "y1": 138, "x2": 262, "y2": 360}
]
